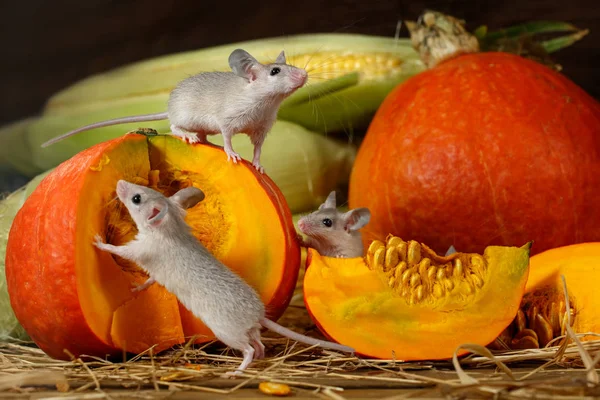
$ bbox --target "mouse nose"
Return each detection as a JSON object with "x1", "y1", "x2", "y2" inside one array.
[
  {"x1": 298, "y1": 219, "x2": 307, "y2": 232},
  {"x1": 292, "y1": 70, "x2": 308, "y2": 88},
  {"x1": 298, "y1": 70, "x2": 308, "y2": 85}
]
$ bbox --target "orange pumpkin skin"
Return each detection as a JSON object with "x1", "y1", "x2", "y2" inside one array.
[
  {"x1": 349, "y1": 52, "x2": 600, "y2": 256},
  {"x1": 6, "y1": 134, "x2": 300, "y2": 360},
  {"x1": 5, "y1": 137, "x2": 137, "y2": 359}
]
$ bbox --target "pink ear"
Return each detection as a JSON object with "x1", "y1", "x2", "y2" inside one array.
[
  {"x1": 147, "y1": 201, "x2": 168, "y2": 227},
  {"x1": 343, "y1": 208, "x2": 371, "y2": 232}
]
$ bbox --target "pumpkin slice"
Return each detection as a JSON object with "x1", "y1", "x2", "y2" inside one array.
[
  {"x1": 5, "y1": 133, "x2": 300, "y2": 360},
  {"x1": 303, "y1": 235, "x2": 531, "y2": 360},
  {"x1": 489, "y1": 242, "x2": 600, "y2": 350}
]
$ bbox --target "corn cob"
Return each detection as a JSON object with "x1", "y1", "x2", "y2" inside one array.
[
  {"x1": 42, "y1": 33, "x2": 423, "y2": 132},
  {"x1": 2, "y1": 26, "x2": 584, "y2": 178}
]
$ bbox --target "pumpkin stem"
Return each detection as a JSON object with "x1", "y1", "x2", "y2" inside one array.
[
  {"x1": 405, "y1": 11, "x2": 589, "y2": 70},
  {"x1": 404, "y1": 11, "x2": 480, "y2": 69}
]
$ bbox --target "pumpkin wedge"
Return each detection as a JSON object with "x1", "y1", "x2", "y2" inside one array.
[
  {"x1": 489, "y1": 242, "x2": 600, "y2": 350},
  {"x1": 5, "y1": 133, "x2": 300, "y2": 360},
  {"x1": 303, "y1": 235, "x2": 531, "y2": 360}
]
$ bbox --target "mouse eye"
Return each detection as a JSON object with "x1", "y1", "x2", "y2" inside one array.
[
  {"x1": 131, "y1": 194, "x2": 142, "y2": 204},
  {"x1": 322, "y1": 218, "x2": 333, "y2": 227},
  {"x1": 270, "y1": 67, "x2": 281, "y2": 76}
]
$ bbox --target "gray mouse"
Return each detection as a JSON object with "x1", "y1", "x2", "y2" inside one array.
[
  {"x1": 297, "y1": 191, "x2": 371, "y2": 258},
  {"x1": 41, "y1": 49, "x2": 308, "y2": 173},
  {"x1": 93, "y1": 180, "x2": 353, "y2": 376}
]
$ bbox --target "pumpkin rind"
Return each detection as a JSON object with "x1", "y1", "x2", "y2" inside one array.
[
  {"x1": 5, "y1": 135, "x2": 147, "y2": 359},
  {"x1": 6, "y1": 133, "x2": 300, "y2": 359},
  {"x1": 523, "y1": 242, "x2": 600, "y2": 340},
  {"x1": 303, "y1": 241, "x2": 531, "y2": 360},
  {"x1": 349, "y1": 51, "x2": 600, "y2": 256}
]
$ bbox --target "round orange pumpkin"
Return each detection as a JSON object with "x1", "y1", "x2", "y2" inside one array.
[
  {"x1": 349, "y1": 44, "x2": 600, "y2": 256},
  {"x1": 5, "y1": 133, "x2": 300, "y2": 360}
]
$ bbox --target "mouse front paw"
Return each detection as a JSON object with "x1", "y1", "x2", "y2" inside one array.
[{"x1": 93, "y1": 234, "x2": 106, "y2": 249}]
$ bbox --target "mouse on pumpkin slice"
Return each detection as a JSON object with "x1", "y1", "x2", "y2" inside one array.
[
  {"x1": 94, "y1": 180, "x2": 354, "y2": 377},
  {"x1": 297, "y1": 191, "x2": 371, "y2": 258},
  {"x1": 41, "y1": 49, "x2": 308, "y2": 174}
]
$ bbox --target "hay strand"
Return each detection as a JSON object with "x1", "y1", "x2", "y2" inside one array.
[{"x1": 1, "y1": 276, "x2": 600, "y2": 398}]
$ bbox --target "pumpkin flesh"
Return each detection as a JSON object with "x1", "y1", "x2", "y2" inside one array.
[
  {"x1": 303, "y1": 237, "x2": 531, "y2": 360},
  {"x1": 490, "y1": 242, "x2": 600, "y2": 350},
  {"x1": 6, "y1": 133, "x2": 300, "y2": 359}
]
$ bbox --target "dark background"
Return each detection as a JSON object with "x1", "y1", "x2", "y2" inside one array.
[{"x1": 0, "y1": 0, "x2": 598, "y2": 127}]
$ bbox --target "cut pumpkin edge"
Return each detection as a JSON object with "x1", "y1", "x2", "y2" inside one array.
[{"x1": 78, "y1": 133, "x2": 299, "y2": 353}]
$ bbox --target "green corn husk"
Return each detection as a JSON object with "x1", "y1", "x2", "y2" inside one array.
[
  {"x1": 42, "y1": 34, "x2": 424, "y2": 133},
  {"x1": 0, "y1": 169, "x2": 52, "y2": 340},
  {"x1": 1, "y1": 27, "x2": 586, "y2": 178}
]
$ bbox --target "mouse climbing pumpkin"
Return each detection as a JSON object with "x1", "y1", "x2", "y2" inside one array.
[{"x1": 5, "y1": 133, "x2": 301, "y2": 360}]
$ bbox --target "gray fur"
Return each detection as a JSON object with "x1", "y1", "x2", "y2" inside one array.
[
  {"x1": 94, "y1": 181, "x2": 353, "y2": 376},
  {"x1": 298, "y1": 191, "x2": 371, "y2": 258},
  {"x1": 41, "y1": 49, "x2": 308, "y2": 174}
]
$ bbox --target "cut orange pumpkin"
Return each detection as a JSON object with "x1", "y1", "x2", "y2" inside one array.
[
  {"x1": 303, "y1": 235, "x2": 531, "y2": 360},
  {"x1": 489, "y1": 242, "x2": 600, "y2": 350},
  {"x1": 5, "y1": 133, "x2": 300, "y2": 360}
]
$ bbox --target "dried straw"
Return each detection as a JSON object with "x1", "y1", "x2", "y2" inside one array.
[{"x1": 0, "y1": 275, "x2": 598, "y2": 399}]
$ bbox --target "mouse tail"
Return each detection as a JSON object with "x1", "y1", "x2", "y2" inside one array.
[
  {"x1": 40, "y1": 112, "x2": 169, "y2": 148},
  {"x1": 259, "y1": 318, "x2": 354, "y2": 354}
]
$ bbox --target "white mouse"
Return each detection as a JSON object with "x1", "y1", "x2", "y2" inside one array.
[
  {"x1": 297, "y1": 191, "x2": 371, "y2": 258},
  {"x1": 93, "y1": 180, "x2": 353, "y2": 376},
  {"x1": 41, "y1": 49, "x2": 308, "y2": 173}
]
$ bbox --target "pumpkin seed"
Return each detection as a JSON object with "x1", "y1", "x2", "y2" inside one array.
[
  {"x1": 514, "y1": 309, "x2": 527, "y2": 332},
  {"x1": 394, "y1": 261, "x2": 408, "y2": 279},
  {"x1": 401, "y1": 269, "x2": 412, "y2": 285},
  {"x1": 534, "y1": 313, "x2": 553, "y2": 347},
  {"x1": 407, "y1": 241, "x2": 421, "y2": 264},
  {"x1": 397, "y1": 242, "x2": 408, "y2": 261},
  {"x1": 427, "y1": 265, "x2": 437, "y2": 281},
  {"x1": 386, "y1": 235, "x2": 404, "y2": 248},
  {"x1": 453, "y1": 258, "x2": 463, "y2": 278},
  {"x1": 410, "y1": 273, "x2": 421, "y2": 288},
  {"x1": 385, "y1": 246, "x2": 399, "y2": 271},
  {"x1": 436, "y1": 267, "x2": 446, "y2": 280},
  {"x1": 373, "y1": 247, "x2": 385, "y2": 271}
]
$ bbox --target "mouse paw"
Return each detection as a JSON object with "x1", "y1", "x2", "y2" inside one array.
[
  {"x1": 183, "y1": 135, "x2": 200, "y2": 144},
  {"x1": 93, "y1": 234, "x2": 105, "y2": 248},
  {"x1": 225, "y1": 149, "x2": 242, "y2": 164},
  {"x1": 252, "y1": 162, "x2": 265, "y2": 174},
  {"x1": 221, "y1": 370, "x2": 242, "y2": 379}
]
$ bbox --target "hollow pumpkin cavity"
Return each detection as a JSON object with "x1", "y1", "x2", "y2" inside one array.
[
  {"x1": 489, "y1": 243, "x2": 600, "y2": 351},
  {"x1": 7, "y1": 133, "x2": 300, "y2": 359},
  {"x1": 303, "y1": 235, "x2": 531, "y2": 360}
]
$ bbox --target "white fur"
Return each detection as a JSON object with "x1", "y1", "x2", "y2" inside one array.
[
  {"x1": 298, "y1": 191, "x2": 371, "y2": 258},
  {"x1": 41, "y1": 49, "x2": 308, "y2": 174},
  {"x1": 94, "y1": 181, "x2": 353, "y2": 376}
]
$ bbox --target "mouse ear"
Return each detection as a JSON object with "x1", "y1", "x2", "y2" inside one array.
[
  {"x1": 147, "y1": 199, "x2": 169, "y2": 227},
  {"x1": 170, "y1": 186, "x2": 205, "y2": 209},
  {"x1": 342, "y1": 208, "x2": 371, "y2": 232},
  {"x1": 229, "y1": 49, "x2": 259, "y2": 82},
  {"x1": 318, "y1": 191, "x2": 337, "y2": 210},
  {"x1": 275, "y1": 50, "x2": 286, "y2": 64}
]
